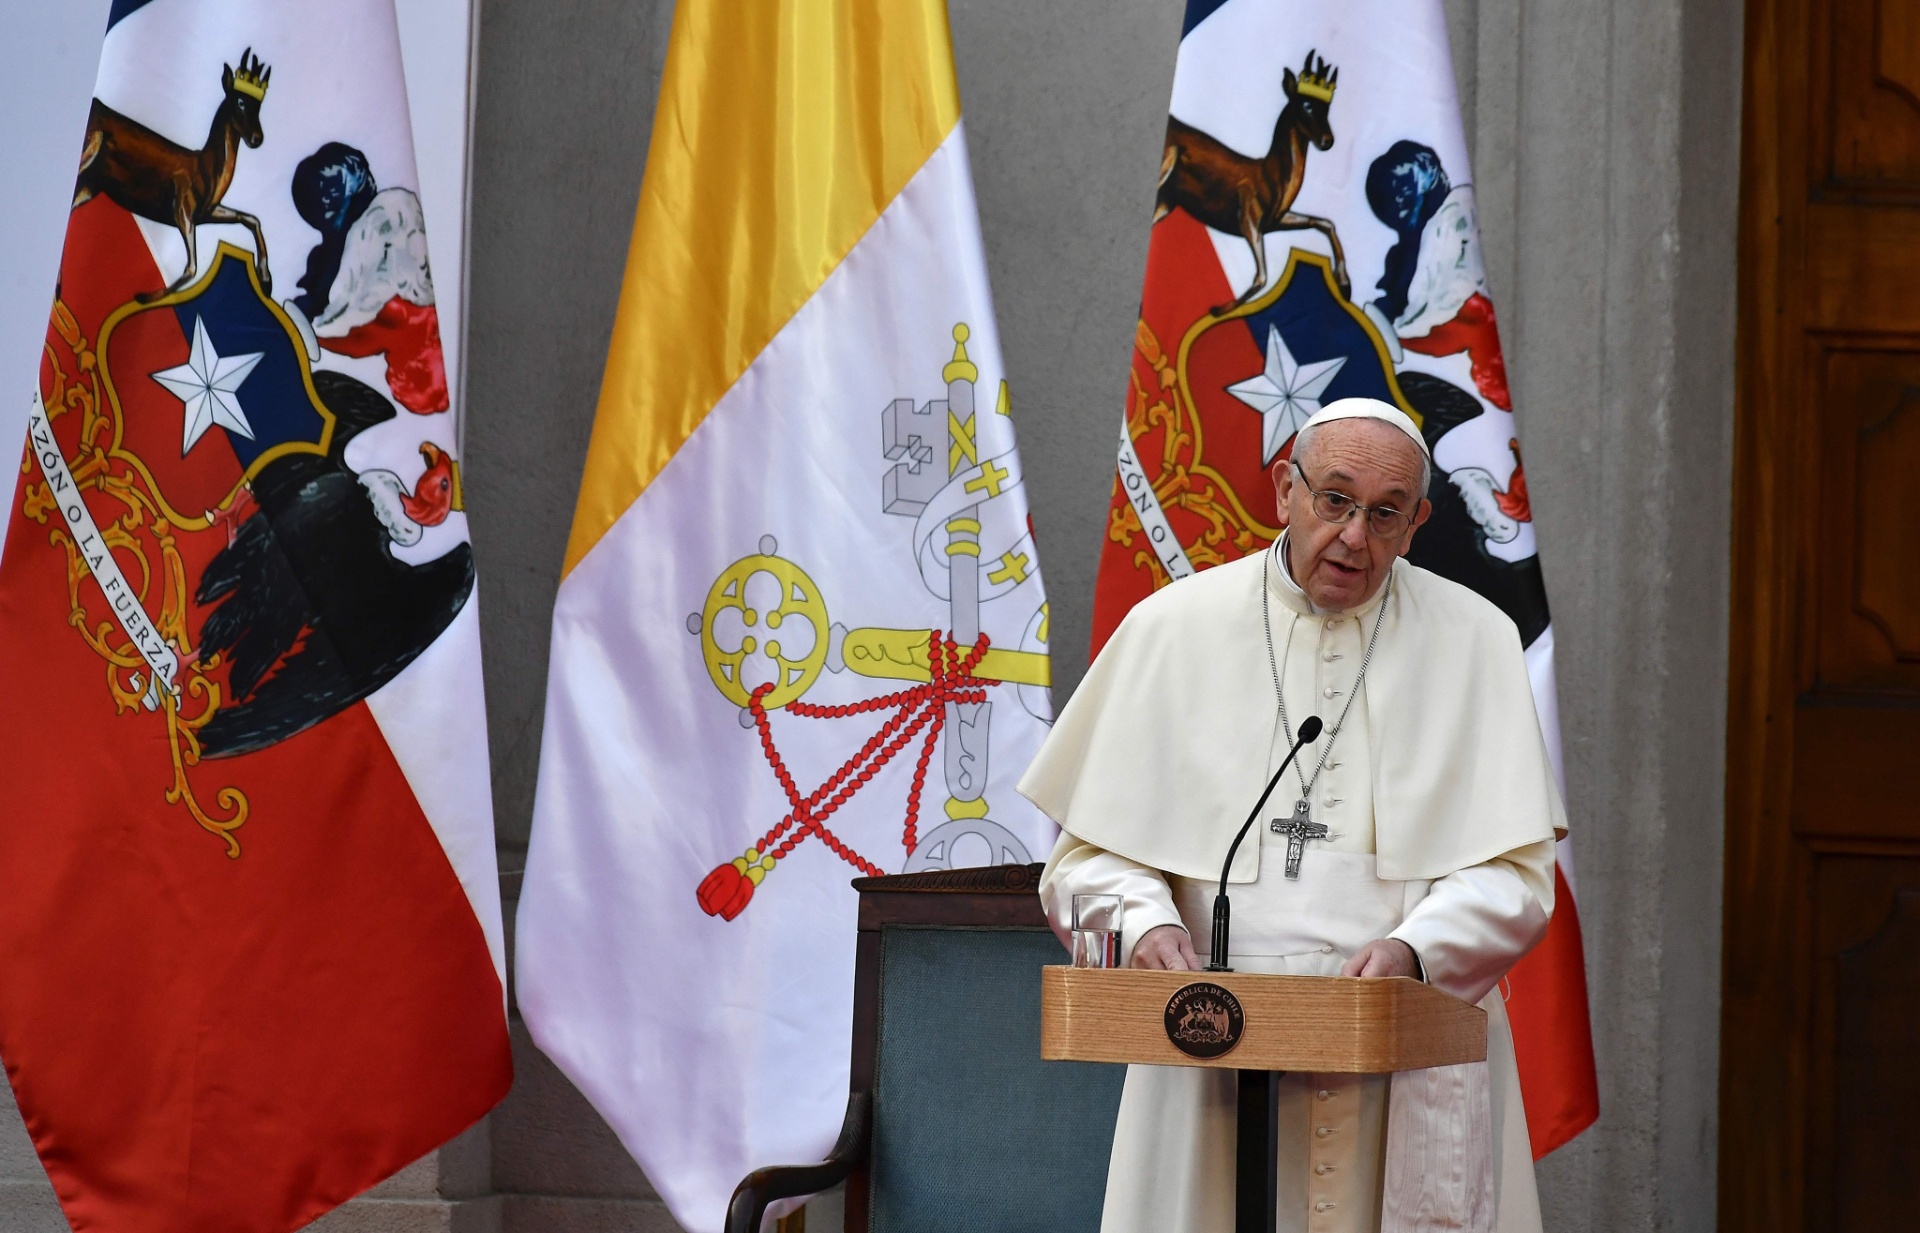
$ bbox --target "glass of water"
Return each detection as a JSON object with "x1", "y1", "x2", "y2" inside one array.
[{"x1": 1071, "y1": 893, "x2": 1124, "y2": 968}]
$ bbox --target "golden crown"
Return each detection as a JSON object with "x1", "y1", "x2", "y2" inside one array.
[
  {"x1": 231, "y1": 48, "x2": 270, "y2": 101},
  {"x1": 1296, "y1": 50, "x2": 1337, "y2": 104}
]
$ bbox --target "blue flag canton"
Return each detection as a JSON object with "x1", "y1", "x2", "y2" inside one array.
[
  {"x1": 1181, "y1": 0, "x2": 1236, "y2": 38},
  {"x1": 105, "y1": 0, "x2": 160, "y2": 31}
]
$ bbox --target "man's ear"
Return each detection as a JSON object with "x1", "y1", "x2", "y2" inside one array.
[
  {"x1": 1270, "y1": 456, "x2": 1293, "y2": 528},
  {"x1": 1397, "y1": 497, "x2": 1434, "y2": 556}
]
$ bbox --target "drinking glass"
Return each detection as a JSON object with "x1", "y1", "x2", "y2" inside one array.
[{"x1": 1071, "y1": 893, "x2": 1124, "y2": 968}]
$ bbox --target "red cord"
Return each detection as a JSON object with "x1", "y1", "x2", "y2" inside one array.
[{"x1": 743, "y1": 631, "x2": 991, "y2": 876}]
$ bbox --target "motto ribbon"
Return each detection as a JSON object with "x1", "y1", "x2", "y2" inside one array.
[
  {"x1": 28, "y1": 391, "x2": 180, "y2": 698},
  {"x1": 1116, "y1": 418, "x2": 1195, "y2": 582}
]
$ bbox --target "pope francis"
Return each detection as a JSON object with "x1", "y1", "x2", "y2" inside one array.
[{"x1": 1019, "y1": 398, "x2": 1565, "y2": 1233}]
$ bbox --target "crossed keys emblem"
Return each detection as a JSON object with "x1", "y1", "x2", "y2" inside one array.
[{"x1": 691, "y1": 325, "x2": 1050, "y2": 920}]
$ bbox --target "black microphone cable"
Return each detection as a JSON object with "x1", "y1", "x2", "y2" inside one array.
[{"x1": 1206, "y1": 714, "x2": 1322, "y2": 972}]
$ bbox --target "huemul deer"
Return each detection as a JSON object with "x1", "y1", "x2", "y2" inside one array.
[
  {"x1": 1154, "y1": 50, "x2": 1348, "y2": 310},
  {"x1": 73, "y1": 48, "x2": 273, "y2": 300}
]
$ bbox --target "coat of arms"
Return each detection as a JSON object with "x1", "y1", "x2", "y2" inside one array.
[
  {"x1": 690, "y1": 327, "x2": 1052, "y2": 919},
  {"x1": 1098, "y1": 45, "x2": 1550, "y2": 652},
  {"x1": 28, "y1": 48, "x2": 471, "y2": 857}
]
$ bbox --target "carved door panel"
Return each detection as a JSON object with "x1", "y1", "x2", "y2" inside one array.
[
  {"x1": 1803, "y1": 862, "x2": 1920, "y2": 1232},
  {"x1": 1727, "y1": 0, "x2": 1920, "y2": 1228},
  {"x1": 1815, "y1": 0, "x2": 1920, "y2": 188}
]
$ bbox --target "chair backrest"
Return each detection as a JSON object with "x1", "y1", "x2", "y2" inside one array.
[{"x1": 847, "y1": 866, "x2": 1125, "y2": 1233}]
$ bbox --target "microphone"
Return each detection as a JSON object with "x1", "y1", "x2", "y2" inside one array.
[{"x1": 1206, "y1": 715, "x2": 1322, "y2": 972}]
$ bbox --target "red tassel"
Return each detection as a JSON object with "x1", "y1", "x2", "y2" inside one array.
[
  {"x1": 698, "y1": 849, "x2": 778, "y2": 920},
  {"x1": 697, "y1": 862, "x2": 753, "y2": 920}
]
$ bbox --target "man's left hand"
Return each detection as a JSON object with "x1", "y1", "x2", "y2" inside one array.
[{"x1": 1341, "y1": 938, "x2": 1419, "y2": 979}]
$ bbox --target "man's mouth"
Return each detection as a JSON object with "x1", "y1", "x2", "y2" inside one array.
[{"x1": 1325, "y1": 559, "x2": 1363, "y2": 577}]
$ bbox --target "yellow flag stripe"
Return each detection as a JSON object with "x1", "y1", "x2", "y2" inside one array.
[{"x1": 562, "y1": 0, "x2": 964, "y2": 576}]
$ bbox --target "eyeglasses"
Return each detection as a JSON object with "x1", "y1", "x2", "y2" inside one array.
[{"x1": 1291, "y1": 461, "x2": 1417, "y2": 539}]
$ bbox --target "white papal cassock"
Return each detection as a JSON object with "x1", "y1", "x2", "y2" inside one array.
[{"x1": 1019, "y1": 539, "x2": 1565, "y2": 1233}]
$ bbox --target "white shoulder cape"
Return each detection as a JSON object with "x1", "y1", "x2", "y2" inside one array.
[{"x1": 1018, "y1": 553, "x2": 1566, "y2": 883}]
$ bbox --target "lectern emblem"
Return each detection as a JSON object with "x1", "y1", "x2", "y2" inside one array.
[{"x1": 1164, "y1": 982, "x2": 1246, "y2": 1059}]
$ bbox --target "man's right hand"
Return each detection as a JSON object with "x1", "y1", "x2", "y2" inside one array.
[{"x1": 1131, "y1": 924, "x2": 1198, "y2": 970}]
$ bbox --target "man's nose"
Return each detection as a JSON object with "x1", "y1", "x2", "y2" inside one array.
[{"x1": 1339, "y1": 516, "x2": 1370, "y2": 550}]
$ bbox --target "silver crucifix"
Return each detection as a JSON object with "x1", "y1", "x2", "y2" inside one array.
[{"x1": 1271, "y1": 800, "x2": 1329, "y2": 879}]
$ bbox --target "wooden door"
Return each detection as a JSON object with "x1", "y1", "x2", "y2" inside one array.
[{"x1": 1725, "y1": 0, "x2": 1920, "y2": 1227}]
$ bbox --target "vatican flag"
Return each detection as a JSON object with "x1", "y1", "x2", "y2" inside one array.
[{"x1": 513, "y1": 2, "x2": 1055, "y2": 1228}]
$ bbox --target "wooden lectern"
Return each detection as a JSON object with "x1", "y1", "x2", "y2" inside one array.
[{"x1": 1040, "y1": 967, "x2": 1488, "y2": 1233}]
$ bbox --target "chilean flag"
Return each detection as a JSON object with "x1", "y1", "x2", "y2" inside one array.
[
  {"x1": 0, "y1": 3, "x2": 509, "y2": 1229},
  {"x1": 1093, "y1": 0, "x2": 1598, "y2": 1158}
]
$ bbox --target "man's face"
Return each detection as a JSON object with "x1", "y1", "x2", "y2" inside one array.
[{"x1": 1272, "y1": 419, "x2": 1432, "y2": 610}]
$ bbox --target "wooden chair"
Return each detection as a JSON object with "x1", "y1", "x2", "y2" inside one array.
[{"x1": 725, "y1": 864, "x2": 1126, "y2": 1232}]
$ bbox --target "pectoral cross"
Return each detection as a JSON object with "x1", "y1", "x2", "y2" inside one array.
[{"x1": 1270, "y1": 800, "x2": 1329, "y2": 879}]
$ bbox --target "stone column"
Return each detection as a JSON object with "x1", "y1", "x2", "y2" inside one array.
[{"x1": 1446, "y1": 0, "x2": 1743, "y2": 1229}]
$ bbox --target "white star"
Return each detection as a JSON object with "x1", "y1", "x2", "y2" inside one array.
[
  {"x1": 151, "y1": 316, "x2": 263, "y2": 456},
  {"x1": 1226, "y1": 327, "x2": 1348, "y2": 463}
]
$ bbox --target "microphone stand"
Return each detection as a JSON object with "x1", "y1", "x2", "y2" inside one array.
[{"x1": 1206, "y1": 716, "x2": 1321, "y2": 972}]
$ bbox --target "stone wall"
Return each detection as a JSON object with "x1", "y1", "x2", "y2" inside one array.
[
  {"x1": 0, "y1": 0, "x2": 1744, "y2": 1229},
  {"x1": 1450, "y1": 0, "x2": 1743, "y2": 1229}
]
